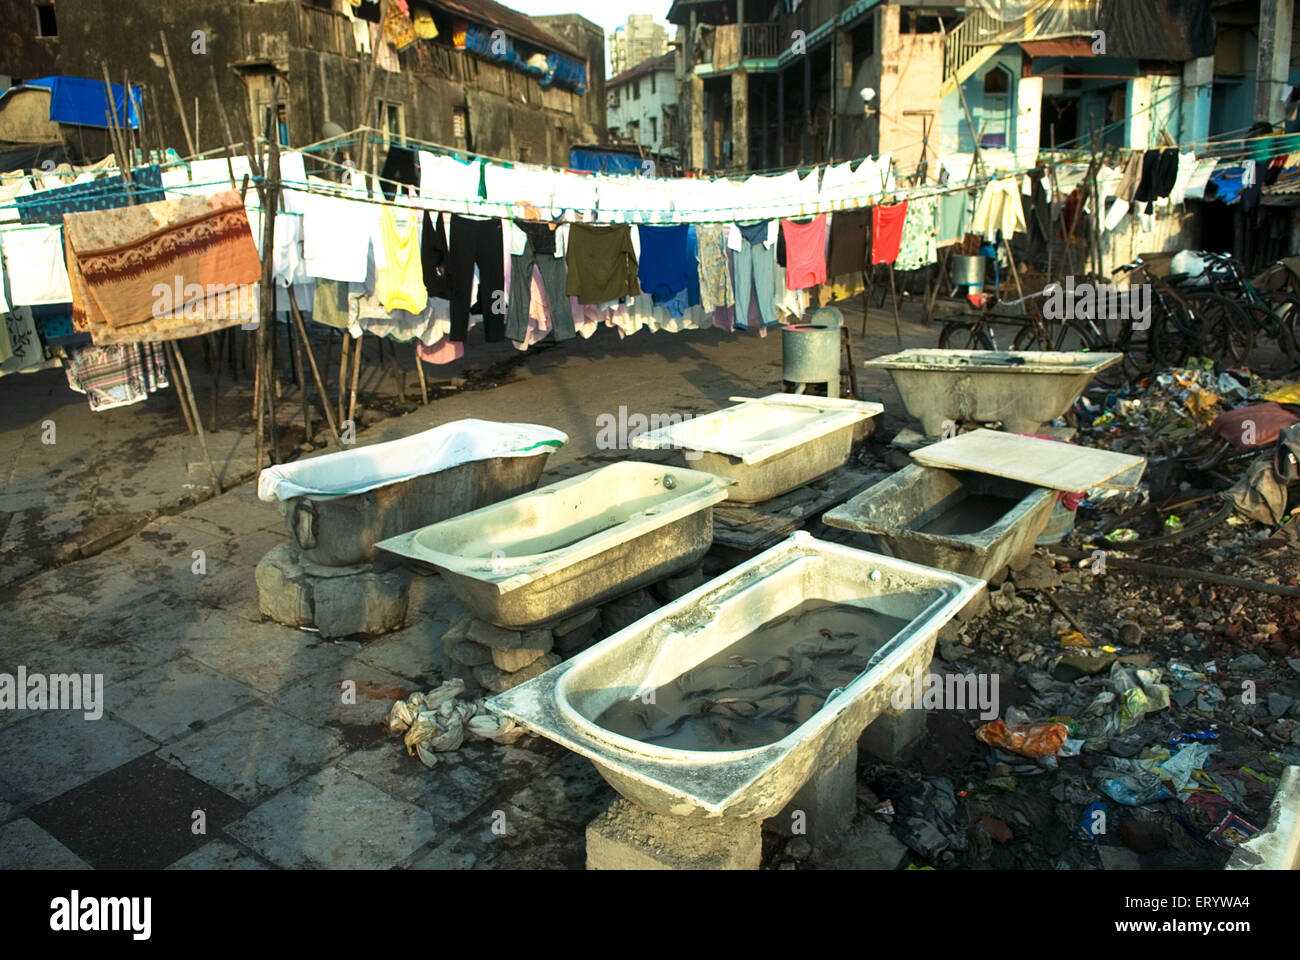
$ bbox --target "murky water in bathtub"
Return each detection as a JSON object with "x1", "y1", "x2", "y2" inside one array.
[{"x1": 595, "y1": 599, "x2": 910, "y2": 751}]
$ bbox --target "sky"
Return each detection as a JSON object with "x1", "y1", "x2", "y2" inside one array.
[{"x1": 509, "y1": 0, "x2": 675, "y2": 58}]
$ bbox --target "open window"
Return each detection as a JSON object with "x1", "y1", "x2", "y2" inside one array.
[{"x1": 35, "y1": 1, "x2": 57, "y2": 38}]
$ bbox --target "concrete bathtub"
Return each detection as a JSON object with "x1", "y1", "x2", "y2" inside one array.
[
  {"x1": 631, "y1": 394, "x2": 883, "y2": 503},
  {"x1": 376, "y1": 462, "x2": 732, "y2": 628},
  {"x1": 822, "y1": 464, "x2": 1055, "y2": 581},
  {"x1": 864, "y1": 349, "x2": 1122, "y2": 436},
  {"x1": 258, "y1": 420, "x2": 566, "y2": 568},
  {"x1": 488, "y1": 532, "x2": 983, "y2": 821}
]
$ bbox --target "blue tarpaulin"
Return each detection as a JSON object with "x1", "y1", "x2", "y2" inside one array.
[
  {"x1": 16, "y1": 76, "x2": 142, "y2": 129},
  {"x1": 461, "y1": 24, "x2": 586, "y2": 93},
  {"x1": 540, "y1": 54, "x2": 587, "y2": 95},
  {"x1": 568, "y1": 148, "x2": 645, "y2": 175}
]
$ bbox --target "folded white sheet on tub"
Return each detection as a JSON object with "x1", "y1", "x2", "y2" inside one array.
[{"x1": 257, "y1": 419, "x2": 568, "y2": 501}]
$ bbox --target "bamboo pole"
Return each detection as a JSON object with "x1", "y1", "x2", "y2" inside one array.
[
  {"x1": 123, "y1": 70, "x2": 136, "y2": 166},
  {"x1": 887, "y1": 263, "x2": 902, "y2": 346},
  {"x1": 287, "y1": 287, "x2": 341, "y2": 443},
  {"x1": 209, "y1": 66, "x2": 238, "y2": 189},
  {"x1": 165, "y1": 338, "x2": 197, "y2": 435},
  {"x1": 348, "y1": 332, "x2": 363, "y2": 428},
  {"x1": 158, "y1": 31, "x2": 197, "y2": 156},
  {"x1": 170, "y1": 340, "x2": 222, "y2": 494},
  {"x1": 147, "y1": 85, "x2": 166, "y2": 159},
  {"x1": 98, "y1": 64, "x2": 130, "y2": 180},
  {"x1": 337, "y1": 332, "x2": 350, "y2": 429},
  {"x1": 414, "y1": 344, "x2": 428, "y2": 404},
  {"x1": 289, "y1": 304, "x2": 312, "y2": 444}
]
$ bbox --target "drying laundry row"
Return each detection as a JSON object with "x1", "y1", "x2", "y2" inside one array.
[{"x1": 285, "y1": 197, "x2": 944, "y2": 361}]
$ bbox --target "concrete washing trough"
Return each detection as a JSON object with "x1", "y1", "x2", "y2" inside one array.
[
  {"x1": 864, "y1": 349, "x2": 1122, "y2": 436},
  {"x1": 821, "y1": 464, "x2": 1056, "y2": 581},
  {"x1": 377, "y1": 462, "x2": 732, "y2": 628},
  {"x1": 631, "y1": 394, "x2": 883, "y2": 503},
  {"x1": 258, "y1": 420, "x2": 566, "y2": 567},
  {"x1": 488, "y1": 532, "x2": 982, "y2": 868}
]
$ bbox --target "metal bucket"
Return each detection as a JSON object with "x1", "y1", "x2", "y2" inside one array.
[
  {"x1": 952, "y1": 255, "x2": 987, "y2": 287},
  {"x1": 782, "y1": 324, "x2": 841, "y2": 398}
]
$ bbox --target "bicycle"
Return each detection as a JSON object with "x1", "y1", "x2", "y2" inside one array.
[
  {"x1": 937, "y1": 287, "x2": 1093, "y2": 353},
  {"x1": 1110, "y1": 257, "x2": 1254, "y2": 371},
  {"x1": 1179, "y1": 251, "x2": 1299, "y2": 377}
]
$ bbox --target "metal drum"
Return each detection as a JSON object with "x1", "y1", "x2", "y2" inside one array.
[
  {"x1": 782, "y1": 323, "x2": 842, "y2": 398},
  {"x1": 951, "y1": 254, "x2": 988, "y2": 287}
]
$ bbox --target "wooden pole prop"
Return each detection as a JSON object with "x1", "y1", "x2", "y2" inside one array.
[
  {"x1": 887, "y1": 263, "x2": 903, "y2": 345},
  {"x1": 338, "y1": 332, "x2": 350, "y2": 430},
  {"x1": 287, "y1": 287, "x2": 341, "y2": 443},
  {"x1": 165, "y1": 338, "x2": 197, "y2": 435},
  {"x1": 159, "y1": 31, "x2": 197, "y2": 156},
  {"x1": 170, "y1": 340, "x2": 222, "y2": 494},
  {"x1": 348, "y1": 332, "x2": 363, "y2": 427},
  {"x1": 414, "y1": 343, "x2": 429, "y2": 404}
]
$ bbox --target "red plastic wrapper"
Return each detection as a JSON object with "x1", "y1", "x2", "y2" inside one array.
[{"x1": 975, "y1": 719, "x2": 1070, "y2": 758}]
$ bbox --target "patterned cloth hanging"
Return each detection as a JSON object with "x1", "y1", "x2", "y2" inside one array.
[{"x1": 895, "y1": 196, "x2": 939, "y2": 271}]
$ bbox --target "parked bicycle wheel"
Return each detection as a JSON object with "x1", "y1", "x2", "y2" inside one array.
[
  {"x1": 1259, "y1": 291, "x2": 1300, "y2": 374},
  {"x1": 938, "y1": 321, "x2": 994, "y2": 350},
  {"x1": 1235, "y1": 296, "x2": 1298, "y2": 377},
  {"x1": 1010, "y1": 322, "x2": 1056, "y2": 351},
  {"x1": 1180, "y1": 292, "x2": 1254, "y2": 366}
]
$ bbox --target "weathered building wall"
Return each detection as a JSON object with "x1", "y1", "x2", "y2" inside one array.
[
  {"x1": 532, "y1": 13, "x2": 607, "y2": 143},
  {"x1": 877, "y1": 7, "x2": 943, "y2": 181},
  {"x1": 7, "y1": 0, "x2": 599, "y2": 167},
  {"x1": 0, "y1": 0, "x2": 62, "y2": 83}
]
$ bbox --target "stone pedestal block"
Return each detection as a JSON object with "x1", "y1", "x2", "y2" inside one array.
[
  {"x1": 586, "y1": 799, "x2": 762, "y2": 870},
  {"x1": 859, "y1": 705, "x2": 928, "y2": 760},
  {"x1": 599, "y1": 588, "x2": 659, "y2": 636},
  {"x1": 473, "y1": 653, "x2": 561, "y2": 695},
  {"x1": 256, "y1": 543, "x2": 411, "y2": 639},
  {"x1": 651, "y1": 566, "x2": 704, "y2": 603},
  {"x1": 552, "y1": 608, "x2": 601, "y2": 654},
  {"x1": 768, "y1": 746, "x2": 858, "y2": 857}
]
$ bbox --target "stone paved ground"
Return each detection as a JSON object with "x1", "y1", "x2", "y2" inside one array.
[{"x1": 0, "y1": 301, "x2": 933, "y2": 869}]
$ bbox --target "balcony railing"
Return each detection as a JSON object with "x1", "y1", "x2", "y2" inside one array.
[
  {"x1": 941, "y1": 8, "x2": 1000, "y2": 86},
  {"x1": 742, "y1": 23, "x2": 781, "y2": 60}
]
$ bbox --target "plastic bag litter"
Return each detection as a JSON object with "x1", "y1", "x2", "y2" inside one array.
[
  {"x1": 387, "y1": 696, "x2": 422, "y2": 734},
  {"x1": 386, "y1": 679, "x2": 463, "y2": 734},
  {"x1": 1096, "y1": 771, "x2": 1173, "y2": 806},
  {"x1": 467, "y1": 713, "x2": 525, "y2": 744},
  {"x1": 976, "y1": 718, "x2": 1071, "y2": 758},
  {"x1": 387, "y1": 680, "x2": 526, "y2": 767}
]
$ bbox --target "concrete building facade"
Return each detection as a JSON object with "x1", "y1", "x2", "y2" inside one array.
[
  {"x1": 606, "y1": 52, "x2": 679, "y2": 161},
  {"x1": 609, "y1": 14, "x2": 669, "y2": 77},
  {"x1": 669, "y1": 0, "x2": 1286, "y2": 179}
]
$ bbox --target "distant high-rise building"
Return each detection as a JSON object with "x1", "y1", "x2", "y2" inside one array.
[{"x1": 609, "y1": 14, "x2": 668, "y2": 76}]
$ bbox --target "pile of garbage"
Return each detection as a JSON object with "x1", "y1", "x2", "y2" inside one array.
[
  {"x1": 847, "y1": 534, "x2": 1300, "y2": 869},
  {"x1": 1058, "y1": 363, "x2": 1300, "y2": 552},
  {"x1": 385, "y1": 679, "x2": 527, "y2": 768}
]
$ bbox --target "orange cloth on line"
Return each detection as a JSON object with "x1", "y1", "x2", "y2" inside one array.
[
  {"x1": 871, "y1": 201, "x2": 909, "y2": 264},
  {"x1": 63, "y1": 189, "x2": 261, "y2": 345}
]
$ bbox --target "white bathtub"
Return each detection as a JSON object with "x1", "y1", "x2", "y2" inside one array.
[
  {"x1": 377, "y1": 461, "x2": 732, "y2": 627},
  {"x1": 488, "y1": 532, "x2": 983, "y2": 820},
  {"x1": 631, "y1": 394, "x2": 882, "y2": 502}
]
